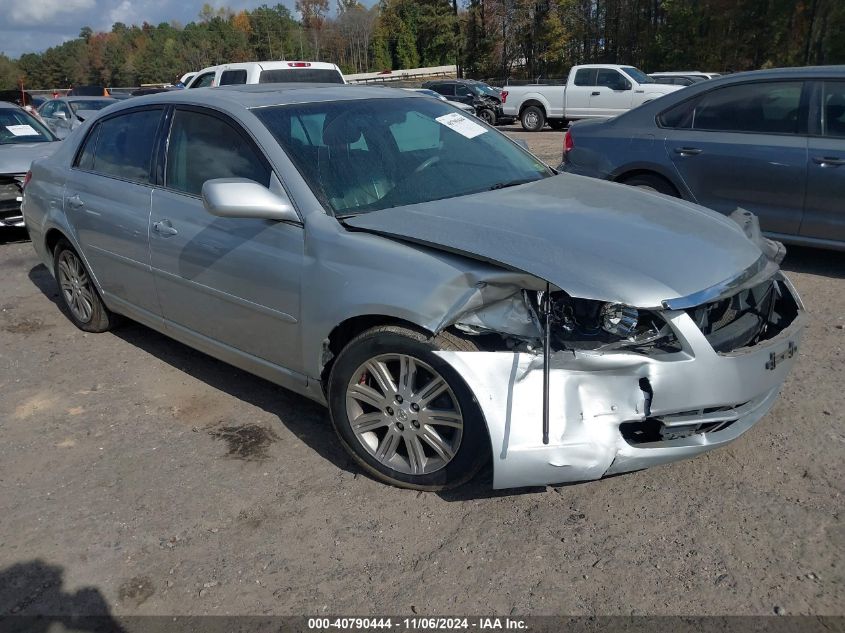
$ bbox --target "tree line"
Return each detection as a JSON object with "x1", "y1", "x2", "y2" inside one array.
[{"x1": 2, "y1": 0, "x2": 843, "y2": 90}]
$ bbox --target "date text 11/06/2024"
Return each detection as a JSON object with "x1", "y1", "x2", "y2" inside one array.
[{"x1": 307, "y1": 618, "x2": 529, "y2": 630}]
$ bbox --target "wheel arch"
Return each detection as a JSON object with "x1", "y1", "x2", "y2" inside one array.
[
  {"x1": 518, "y1": 98, "x2": 548, "y2": 118},
  {"x1": 611, "y1": 166, "x2": 689, "y2": 199}
]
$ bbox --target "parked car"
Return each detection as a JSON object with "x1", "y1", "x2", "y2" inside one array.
[
  {"x1": 38, "y1": 97, "x2": 117, "y2": 139},
  {"x1": 561, "y1": 66, "x2": 845, "y2": 251},
  {"x1": 421, "y1": 79, "x2": 510, "y2": 125},
  {"x1": 502, "y1": 64, "x2": 683, "y2": 131},
  {"x1": 404, "y1": 88, "x2": 476, "y2": 115},
  {"x1": 68, "y1": 85, "x2": 109, "y2": 97},
  {"x1": 23, "y1": 85, "x2": 804, "y2": 490},
  {"x1": 650, "y1": 71, "x2": 722, "y2": 84},
  {"x1": 0, "y1": 103, "x2": 61, "y2": 228},
  {"x1": 0, "y1": 89, "x2": 43, "y2": 120},
  {"x1": 186, "y1": 61, "x2": 345, "y2": 88},
  {"x1": 649, "y1": 74, "x2": 707, "y2": 87}
]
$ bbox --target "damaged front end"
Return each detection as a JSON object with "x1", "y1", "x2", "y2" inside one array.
[{"x1": 435, "y1": 266, "x2": 805, "y2": 489}]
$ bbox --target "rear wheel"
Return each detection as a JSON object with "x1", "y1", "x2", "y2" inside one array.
[
  {"x1": 327, "y1": 325, "x2": 488, "y2": 490},
  {"x1": 520, "y1": 105, "x2": 546, "y2": 132},
  {"x1": 620, "y1": 173, "x2": 679, "y2": 197},
  {"x1": 53, "y1": 239, "x2": 116, "y2": 333}
]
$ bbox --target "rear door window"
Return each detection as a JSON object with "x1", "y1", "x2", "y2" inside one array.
[
  {"x1": 90, "y1": 109, "x2": 162, "y2": 183},
  {"x1": 219, "y1": 70, "x2": 247, "y2": 85},
  {"x1": 659, "y1": 81, "x2": 804, "y2": 134},
  {"x1": 574, "y1": 69, "x2": 597, "y2": 86},
  {"x1": 165, "y1": 109, "x2": 270, "y2": 197}
]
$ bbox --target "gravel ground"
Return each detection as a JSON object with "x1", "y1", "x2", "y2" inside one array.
[{"x1": 0, "y1": 128, "x2": 842, "y2": 620}]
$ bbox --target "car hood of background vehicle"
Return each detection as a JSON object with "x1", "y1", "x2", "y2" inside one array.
[
  {"x1": 0, "y1": 142, "x2": 61, "y2": 175},
  {"x1": 344, "y1": 174, "x2": 762, "y2": 308}
]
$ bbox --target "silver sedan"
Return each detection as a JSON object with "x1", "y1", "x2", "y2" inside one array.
[
  {"x1": 38, "y1": 97, "x2": 117, "y2": 139},
  {"x1": 23, "y1": 85, "x2": 805, "y2": 490}
]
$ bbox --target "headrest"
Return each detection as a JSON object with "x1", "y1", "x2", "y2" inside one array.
[{"x1": 322, "y1": 114, "x2": 366, "y2": 147}]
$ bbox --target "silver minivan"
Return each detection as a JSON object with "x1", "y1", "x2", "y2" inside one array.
[{"x1": 23, "y1": 85, "x2": 805, "y2": 490}]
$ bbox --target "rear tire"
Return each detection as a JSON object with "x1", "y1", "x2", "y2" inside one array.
[
  {"x1": 620, "y1": 173, "x2": 679, "y2": 197},
  {"x1": 327, "y1": 325, "x2": 488, "y2": 490},
  {"x1": 53, "y1": 239, "x2": 116, "y2": 333},
  {"x1": 520, "y1": 105, "x2": 546, "y2": 132}
]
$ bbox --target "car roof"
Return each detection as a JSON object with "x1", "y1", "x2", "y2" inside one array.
[
  {"x1": 112, "y1": 83, "x2": 420, "y2": 112},
  {"x1": 196, "y1": 60, "x2": 340, "y2": 74},
  {"x1": 62, "y1": 96, "x2": 117, "y2": 101}
]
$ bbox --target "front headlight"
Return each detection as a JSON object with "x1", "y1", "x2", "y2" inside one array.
[{"x1": 548, "y1": 294, "x2": 680, "y2": 354}]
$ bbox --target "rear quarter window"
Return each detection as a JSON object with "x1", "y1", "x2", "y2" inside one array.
[
  {"x1": 89, "y1": 109, "x2": 162, "y2": 183},
  {"x1": 219, "y1": 70, "x2": 247, "y2": 85},
  {"x1": 259, "y1": 69, "x2": 343, "y2": 84}
]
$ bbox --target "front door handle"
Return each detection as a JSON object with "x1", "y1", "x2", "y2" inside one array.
[
  {"x1": 66, "y1": 195, "x2": 84, "y2": 209},
  {"x1": 812, "y1": 156, "x2": 845, "y2": 167},
  {"x1": 591, "y1": 91, "x2": 601, "y2": 96},
  {"x1": 674, "y1": 147, "x2": 703, "y2": 156},
  {"x1": 152, "y1": 219, "x2": 178, "y2": 236}
]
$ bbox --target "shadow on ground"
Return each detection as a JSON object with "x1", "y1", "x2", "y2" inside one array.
[
  {"x1": 0, "y1": 559, "x2": 125, "y2": 632},
  {"x1": 780, "y1": 245, "x2": 845, "y2": 280}
]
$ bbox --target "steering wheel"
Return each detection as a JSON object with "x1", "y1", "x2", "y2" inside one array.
[{"x1": 413, "y1": 155, "x2": 440, "y2": 175}]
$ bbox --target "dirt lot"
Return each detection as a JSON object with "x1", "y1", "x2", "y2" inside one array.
[{"x1": 0, "y1": 128, "x2": 842, "y2": 620}]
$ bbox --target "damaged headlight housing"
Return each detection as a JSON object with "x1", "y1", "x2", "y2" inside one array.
[{"x1": 549, "y1": 294, "x2": 681, "y2": 353}]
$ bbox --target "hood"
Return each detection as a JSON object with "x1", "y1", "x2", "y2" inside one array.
[
  {"x1": 344, "y1": 174, "x2": 762, "y2": 309},
  {"x1": 0, "y1": 141, "x2": 61, "y2": 175},
  {"x1": 74, "y1": 109, "x2": 99, "y2": 122}
]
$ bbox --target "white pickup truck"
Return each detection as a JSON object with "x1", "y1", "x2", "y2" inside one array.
[{"x1": 501, "y1": 64, "x2": 682, "y2": 131}]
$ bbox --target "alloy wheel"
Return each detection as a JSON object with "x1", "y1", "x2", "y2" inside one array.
[
  {"x1": 345, "y1": 354, "x2": 464, "y2": 476},
  {"x1": 57, "y1": 250, "x2": 95, "y2": 323}
]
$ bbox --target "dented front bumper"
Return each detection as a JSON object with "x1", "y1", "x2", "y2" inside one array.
[{"x1": 436, "y1": 275, "x2": 806, "y2": 489}]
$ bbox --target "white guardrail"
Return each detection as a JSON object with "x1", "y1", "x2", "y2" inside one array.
[{"x1": 345, "y1": 65, "x2": 457, "y2": 84}]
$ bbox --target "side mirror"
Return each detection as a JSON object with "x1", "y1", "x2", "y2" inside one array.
[
  {"x1": 621, "y1": 80, "x2": 632, "y2": 91},
  {"x1": 202, "y1": 178, "x2": 299, "y2": 223},
  {"x1": 55, "y1": 111, "x2": 68, "y2": 120}
]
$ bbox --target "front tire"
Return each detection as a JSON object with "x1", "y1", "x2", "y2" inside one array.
[
  {"x1": 520, "y1": 105, "x2": 545, "y2": 132},
  {"x1": 327, "y1": 325, "x2": 488, "y2": 490},
  {"x1": 478, "y1": 108, "x2": 496, "y2": 125},
  {"x1": 53, "y1": 239, "x2": 116, "y2": 333}
]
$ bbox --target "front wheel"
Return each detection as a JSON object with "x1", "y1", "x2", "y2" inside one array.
[
  {"x1": 520, "y1": 105, "x2": 545, "y2": 132},
  {"x1": 477, "y1": 108, "x2": 496, "y2": 125},
  {"x1": 327, "y1": 325, "x2": 488, "y2": 490}
]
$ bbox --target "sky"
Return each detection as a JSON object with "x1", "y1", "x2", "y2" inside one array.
[{"x1": 0, "y1": 0, "x2": 375, "y2": 59}]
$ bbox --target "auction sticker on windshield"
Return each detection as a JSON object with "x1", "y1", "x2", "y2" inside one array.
[
  {"x1": 435, "y1": 112, "x2": 487, "y2": 139},
  {"x1": 6, "y1": 125, "x2": 39, "y2": 137}
]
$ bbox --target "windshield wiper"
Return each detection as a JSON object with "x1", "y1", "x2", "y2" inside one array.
[{"x1": 489, "y1": 178, "x2": 538, "y2": 191}]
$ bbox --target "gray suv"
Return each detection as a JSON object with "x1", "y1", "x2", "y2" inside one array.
[
  {"x1": 23, "y1": 85, "x2": 804, "y2": 491},
  {"x1": 562, "y1": 66, "x2": 845, "y2": 251}
]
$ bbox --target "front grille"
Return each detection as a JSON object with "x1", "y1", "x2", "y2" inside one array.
[
  {"x1": 0, "y1": 176, "x2": 24, "y2": 222},
  {"x1": 685, "y1": 279, "x2": 793, "y2": 353}
]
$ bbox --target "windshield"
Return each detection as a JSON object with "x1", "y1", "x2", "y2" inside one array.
[
  {"x1": 69, "y1": 99, "x2": 114, "y2": 113},
  {"x1": 621, "y1": 67, "x2": 654, "y2": 84},
  {"x1": 255, "y1": 97, "x2": 551, "y2": 216},
  {"x1": 472, "y1": 83, "x2": 501, "y2": 98},
  {"x1": 0, "y1": 108, "x2": 55, "y2": 144}
]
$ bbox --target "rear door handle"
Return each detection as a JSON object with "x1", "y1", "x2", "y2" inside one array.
[
  {"x1": 591, "y1": 91, "x2": 601, "y2": 96},
  {"x1": 674, "y1": 147, "x2": 703, "y2": 156},
  {"x1": 812, "y1": 156, "x2": 845, "y2": 167},
  {"x1": 66, "y1": 194, "x2": 84, "y2": 209},
  {"x1": 152, "y1": 219, "x2": 178, "y2": 236}
]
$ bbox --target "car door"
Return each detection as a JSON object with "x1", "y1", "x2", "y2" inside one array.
[
  {"x1": 662, "y1": 80, "x2": 809, "y2": 236},
  {"x1": 588, "y1": 69, "x2": 634, "y2": 117},
  {"x1": 566, "y1": 68, "x2": 596, "y2": 118},
  {"x1": 453, "y1": 84, "x2": 476, "y2": 107},
  {"x1": 801, "y1": 80, "x2": 845, "y2": 243},
  {"x1": 63, "y1": 107, "x2": 164, "y2": 316},
  {"x1": 148, "y1": 106, "x2": 304, "y2": 368}
]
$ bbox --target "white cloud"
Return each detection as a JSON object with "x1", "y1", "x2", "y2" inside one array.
[{"x1": 5, "y1": 0, "x2": 96, "y2": 25}]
